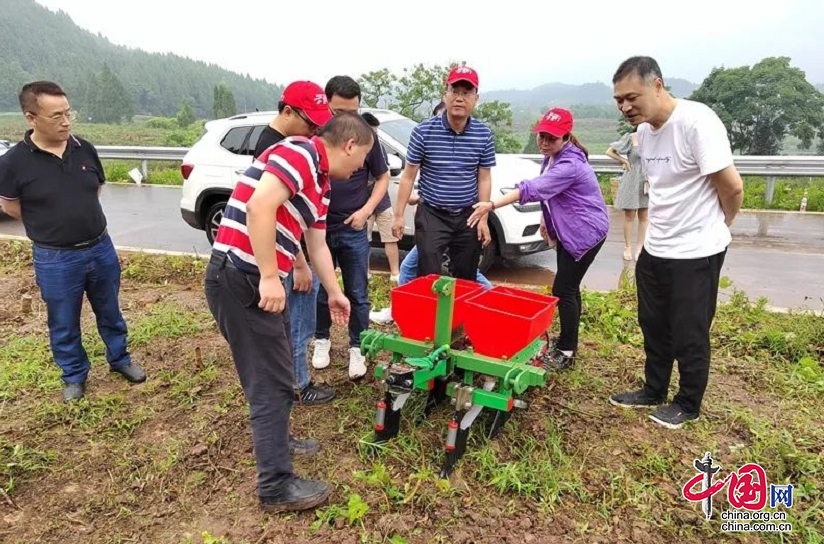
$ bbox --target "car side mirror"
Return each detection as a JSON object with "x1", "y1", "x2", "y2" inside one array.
[{"x1": 387, "y1": 154, "x2": 403, "y2": 177}]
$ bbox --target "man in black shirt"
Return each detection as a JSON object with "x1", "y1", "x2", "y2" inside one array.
[
  {"x1": 253, "y1": 81, "x2": 335, "y2": 406},
  {"x1": 0, "y1": 81, "x2": 146, "y2": 401},
  {"x1": 311, "y1": 76, "x2": 389, "y2": 380}
]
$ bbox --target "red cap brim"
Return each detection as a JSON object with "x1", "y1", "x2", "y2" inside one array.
[
  {"x1": 447, "y1": 75, "x2": 478, "y2": 89},
  {"x1": 304, "y1": 107, "x2": 333, "y2": 127},
  {"x1": 532, "y1": 123, "x2": 568, "y2": 137}
]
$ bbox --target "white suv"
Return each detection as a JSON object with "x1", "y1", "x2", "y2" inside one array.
[{"x1": 179, "y1": 109, "x2": 548, "y2": 272}]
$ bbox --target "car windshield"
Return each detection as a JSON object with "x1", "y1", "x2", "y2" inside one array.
[{"x1": 378, "y1": 118, "x2": 418, "y2": 149}]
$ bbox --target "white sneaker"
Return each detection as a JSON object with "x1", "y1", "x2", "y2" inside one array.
[
  {"x1": 348, "y1": 347, "x2": 367, "y2": 380},
  {"x1": 312, "y1": 339, "x2": 331, "y2": 369},
  {"x1": 389, "y1": 274, "x2": 399, "y2": 283},
  {"x1": 369, "y1": 307, "x2": 394, "y2": 325}
]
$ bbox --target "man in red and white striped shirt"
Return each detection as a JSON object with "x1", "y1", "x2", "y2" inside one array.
[{"x1": 205, "y1": 111, "x2": 375, "y2": 513}]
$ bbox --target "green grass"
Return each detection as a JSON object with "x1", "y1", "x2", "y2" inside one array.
[
  {"x1": 120, "y1": 252, "x2": 208, "y2": 284},
  {"x1": 0, "y1": 336, "x2": 61, "y2": 401},
  {"x1": 127, "y1": 304, "x2": 213, "y2": 348},
  {"x1": 102, "y1": 159, "x2": 183, "y2": 185},
  {"x1": 0, "y1": 438, "x2": 58, "y2": 494},
  {"x1": 468, "y1": 421, "x2": 587, "y2": 506},
  {"x1": 0, "y1": 114, "x2": 202, "y2": 147},
  {"x1": 742, "y1": 176, "x2": 824, "y2": 212}
]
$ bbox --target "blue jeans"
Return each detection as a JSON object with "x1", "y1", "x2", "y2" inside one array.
[
  {"x1": 33, "y1": 235, "x2": 131, "y2": 384},
  {"x1": 285, "y1": 268, "x2": 319, "y2": 391},
  {"x1": 316, "y1": 227, "x2": 370, "y2": 347},
  {"x1": 399, "y1": 246, "x2": 492, "y2": 289}
]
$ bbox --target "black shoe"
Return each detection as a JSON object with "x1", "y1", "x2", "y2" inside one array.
[
  {"x1": 110, "y1": 362, "x2": 147, "y2": 383},
  {"x1": 259, "y1": 477, "x2": 331, "y2": 513},
  {"x1": 294, "y1": 382, "x2": 336, "y2": 406},
  {"x1": 609, "y1": 388, "x2": 666, "y2": 408},
  {"x1": 649, "y1": 403, "x2": 699, "y2": 430},
  {"x1": 62, "y1": 382, "x2": 85, "y2": 402},
  {"x1": 542, "y1": 350, "x2": 575, "y2": 371},
  {"x1": 289, "y1": 435, "x2": 319, "y2": 456}
]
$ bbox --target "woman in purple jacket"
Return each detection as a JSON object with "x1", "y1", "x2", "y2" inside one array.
[{"x1": 468, "y1": 108, "x2": 609, "y2": 370}]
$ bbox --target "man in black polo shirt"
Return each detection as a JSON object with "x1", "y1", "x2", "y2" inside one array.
[
  {"x1": 311, "y1": 76, "x2": 389, "y2": 380},
  {"x1": 252, "y1": 80, "x2": 335, "y2": 406},
  {"x1": 0, "y1": 81, "x2": 146, "y2": 402}
]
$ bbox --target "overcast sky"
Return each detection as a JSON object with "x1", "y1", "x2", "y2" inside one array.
[{"x1": 35, "y1": 0, "x2": 824, "y2": 91}]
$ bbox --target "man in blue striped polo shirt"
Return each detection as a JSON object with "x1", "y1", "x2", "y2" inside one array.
[{"x1": 391, "y1": 65, "x2": 495, "y2": 280}]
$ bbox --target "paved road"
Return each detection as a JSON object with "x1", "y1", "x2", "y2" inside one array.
[{"x1": 1, "y1": 184, "x2": 822, "y2": 309}]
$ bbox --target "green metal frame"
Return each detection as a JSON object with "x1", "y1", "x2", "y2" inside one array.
[{"x1": 361, "y1": 276, "x2": 549, "y2": 412}]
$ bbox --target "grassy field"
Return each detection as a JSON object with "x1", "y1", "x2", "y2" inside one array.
[
  {"x1": 0, "y1": 115, "x2": 196, "y2": 186},
  {"x1": 0, "y1": 241, "x2": 821, "y2": 544}
]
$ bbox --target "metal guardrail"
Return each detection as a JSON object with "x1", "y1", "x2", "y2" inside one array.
[
  {"x1": 97, "y1": 146, "x2": 823, "y2": 204},
  {"x1": 518, "y1": 154, "x2": 824, "y2": 204},
  {"x1": 97, "y1": 146, "x2": 189, "y2": 161},
  {"x1": 515, "y1": 154, "x2": 824, "y2": 176}
]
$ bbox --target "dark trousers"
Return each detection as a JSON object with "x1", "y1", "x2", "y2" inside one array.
[
  {"x1": 204, "y1": 253, "x2": 294, "y2": 496},
  {"x1": 33, "y1": 235, "x2": 131, "y2": 384},
  {"x1": 315, "y1": 227, "x2": 370, "y2": 347},
  {"x1": 637, "y1": 248, "x2": 726, "y2": 414},
  {"x1": 553, "y1": 239, "x2": 604, "y2": 353},
  {"x1": 415, "y1": 203, "x2": 480, "y2": 281}
]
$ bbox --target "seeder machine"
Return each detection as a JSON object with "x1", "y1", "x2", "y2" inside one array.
[{"x1": 360, "y1": 274, "x2": 559, "y2": 477}]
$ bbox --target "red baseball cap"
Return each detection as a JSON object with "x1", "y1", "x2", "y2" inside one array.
[
  {"x1": 446, "y1": 65, "x2": 479, "y2": 90},
  {"x1": 281, "y1": 81, "x2": 333, "y2": 126},
  {"x1": 532, "y1": 108, "x2": 574, "y2": 137}
]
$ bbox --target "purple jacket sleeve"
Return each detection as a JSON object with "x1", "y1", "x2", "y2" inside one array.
[{"x1": 517, "y1": 160, "x2": 577, "y2": 205}]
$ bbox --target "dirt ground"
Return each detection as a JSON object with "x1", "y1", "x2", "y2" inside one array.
[{"x1": 0, "y1": 243, "x2": 819, "y2": 544}]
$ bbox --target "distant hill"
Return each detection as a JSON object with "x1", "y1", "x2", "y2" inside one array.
[
  {"x1": 0, "y1": 0, "x2": 282, "y2": 117},
  {"x1": 486, "y1": 77, "x2": 697, "y2": 119}
]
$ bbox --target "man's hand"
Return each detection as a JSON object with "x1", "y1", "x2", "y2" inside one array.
[
  {"x1": 292, "y1": 262, "x2": 313, "y2": 292},
  {"x1": 477, "y1": 220, "x2": 491, "y2": 248},
  {"x1": 344, "y1": 208, "x2": 371, "y2": 231},
  {"x1": 258, "y1": 275, "x2": 286, "y2": 313},
  {"x1": 622, "y1": 160, "x2": 631, "y2": 171},
  {"x1": 0, "y1": 198, "x2": 22, "y2": 221},
  {"x1": 327, "y1": 291, "x2": 351, "y2": 325},
  {"x1": 392, "y1": 214, "x2": 405, "y2": 239},
  {"x1": 467, "y1": 201, "x2": 494, "y2": 228}
]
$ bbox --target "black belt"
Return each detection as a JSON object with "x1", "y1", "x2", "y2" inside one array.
[
  {"x1": 34, "y1": 229, "x2": 108, "y2": 251},
  {"x1": 422, "y1": 201, "x2": 472, "y2": 216}
]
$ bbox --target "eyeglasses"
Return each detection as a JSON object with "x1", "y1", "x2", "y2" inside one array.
[
  {"x1": 31, "y1": 108, "x2": 77, "y2": 123},
  {"x1": 292, "y1": 108, "x2": 319, "y2": 132},
  {"x1": 447, "y1": 88, "x2": 477, "y2": 98}
]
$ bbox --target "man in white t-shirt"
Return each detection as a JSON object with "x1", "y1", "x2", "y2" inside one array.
[{"x1": 609, "y1": 56, "x2": 744, "y2": 429}]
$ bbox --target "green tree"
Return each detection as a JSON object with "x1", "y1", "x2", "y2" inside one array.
[
  {"x1": 212, "y1": 84, "x2": 237, "y2": 119},
  {"x1": 392, "y1": 63, "x2": 453, "y2": 121},
  {"x1": 358, "y1": 68, "x2": 394, "y2": 108},
  {"x1": 175, "y1": 99, "x2": 196, "y2": 128},
  {"x1": 522, "y1": 135, "x2": 539, "y2": 154},
  {"x1": 85, "y1": 63, "x2": 134, "y2": 123},
  {"x1": 474, "y1": 100, "x2": 522, "y2": 153},
  {"x1": 689, "y1": 57, "x2": 824, "y2": 155}
]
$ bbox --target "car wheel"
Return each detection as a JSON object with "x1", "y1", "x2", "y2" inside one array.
[{"x1": 205, "y1": 201, "x2": 227, "y2": 245}]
